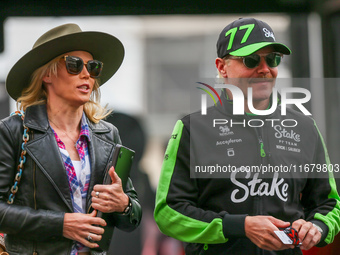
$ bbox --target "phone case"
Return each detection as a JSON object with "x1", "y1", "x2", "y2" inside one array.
[{"x1": 95, "y1": 144, "x2": 135, "y2": 251}]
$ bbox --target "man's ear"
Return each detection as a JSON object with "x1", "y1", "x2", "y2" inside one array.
[{"x1": 215, "y1": 58, "x2": 228, "y2": 78}]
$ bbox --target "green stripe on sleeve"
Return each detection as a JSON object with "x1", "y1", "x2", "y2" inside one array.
[
  {"x1": 314, "y1": 121, "x2": 340, "y2": 244},
  {"x1": 154, "y1": 120, "x2": 228, "y2": 244}
]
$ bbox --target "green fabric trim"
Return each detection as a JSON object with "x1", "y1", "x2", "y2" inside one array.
[
  {"x1": 154, "y1": 120, "x2": 228, "y2": 244},
  {"x1": 313, "y1": 121, "x2": 340, "y2": 244},
  {"x1": 229, "y1": 42, "x2": 291, "y2": 56}
]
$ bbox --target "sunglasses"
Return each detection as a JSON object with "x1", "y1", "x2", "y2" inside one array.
[
  {"x1": 63, "y1": 55, "x2": 103, "y2": 78},
  {"x1": 227, "y1": 52, "x2": 283, "y2": 69}
]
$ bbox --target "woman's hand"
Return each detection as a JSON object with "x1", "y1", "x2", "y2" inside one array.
[
  {"x1": 63, "y1": 210, "x2": 106, "y2": 248},
  {"x1": 91, "y1": 167, "x2": 129, "y2": 213}
]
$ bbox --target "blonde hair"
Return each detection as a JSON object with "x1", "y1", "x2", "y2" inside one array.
[{"x1": 16, "y1": 54, "x2": 111, "y2": 123}]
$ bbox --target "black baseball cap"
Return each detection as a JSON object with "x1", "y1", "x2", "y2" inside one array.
[{"x1": 217, "y1": 18, "x2": 291, "y2": 58}]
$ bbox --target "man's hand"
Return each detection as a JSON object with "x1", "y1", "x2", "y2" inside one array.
[
  {"x1": 292, "y1": 219, "x2": 321, "y2": 250},
  {"x1": 245, "y1": 216, "x2": 295, "y2": 251},
  {"x1": 91, "y1": 167, "x2": 129, "y2": 213}
]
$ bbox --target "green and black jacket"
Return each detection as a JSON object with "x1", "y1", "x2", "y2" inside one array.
[{"x1": 154, "y1": 92, "x2": 340, "y2": 255}]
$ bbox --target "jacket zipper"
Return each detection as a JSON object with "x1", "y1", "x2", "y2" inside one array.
[
  {"x1": 254, "y1": 125, "x2": 267, "y2": 216},
  {"x1": 259, "y1": 136, "x2": 266, "y2": 158},
  {"x1": 252, "y1": 124, "x2": 266, "y2": 160},
  {"x1": 33, "y1": 163, "x2": 38, "y2": 255},
  {"x1": 244, "y1": 114, "x2": 267, "y2": 159},
  {"x1": 31, "y1": 131, "x2": 38, "y2": 255}
]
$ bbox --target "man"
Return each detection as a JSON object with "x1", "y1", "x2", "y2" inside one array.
[{"x1": 154, "y1": 18, "x2": 340, "y2": 255}]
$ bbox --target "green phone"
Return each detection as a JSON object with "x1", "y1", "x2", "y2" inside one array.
[{"x1": 95, "y1": 144, "x2": 135, "y2": 251}]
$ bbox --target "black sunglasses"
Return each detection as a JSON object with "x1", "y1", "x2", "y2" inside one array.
[
  {"x1": 63, "y1": 55, "x2": 103, "y2": 78},
  {"x1": 227, "y1": 52, "x2": 283, "y2": 69}
]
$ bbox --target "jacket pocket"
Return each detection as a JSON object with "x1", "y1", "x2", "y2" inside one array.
[{"x1": 5, "y1": 235, "x2": 32, "y2": 254}]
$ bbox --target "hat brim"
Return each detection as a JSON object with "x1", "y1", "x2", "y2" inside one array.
[
  {"x1": 229, "y1": 42, "x2": 291, "y2": 57},
  {"x1": 6, "y1": 31, "x2": 124, "y2": 100}
]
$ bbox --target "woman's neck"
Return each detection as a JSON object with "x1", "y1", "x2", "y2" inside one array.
[{"x1": 46, "y1": 103, "x2": 83, "y2": 132}]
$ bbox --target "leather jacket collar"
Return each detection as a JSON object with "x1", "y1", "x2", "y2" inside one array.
[
  {"x1": 23, "y1": 104, "x2": 111, "y2": 135},
  {"x1": 23, "y1": 104, "x2": 115, "y2": 212}
]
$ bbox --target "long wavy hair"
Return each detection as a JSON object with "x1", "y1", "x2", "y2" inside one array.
[{"x1": 16, "y1": 54, "x2": 111, "y2": 123}]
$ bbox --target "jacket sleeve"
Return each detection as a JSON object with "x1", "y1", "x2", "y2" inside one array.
[
  {"x1": 154, "y1": 120, "x2": 242, "y2": 244},
  {"x1": 0, "y1": 118, "x2": 64, "y2": 241},
  {"x1": 301, "y1": 121, "x2": 340, "y2": 246},
  {"x1": 111, "y1": 178, "x2": 142, "y2": 231}
]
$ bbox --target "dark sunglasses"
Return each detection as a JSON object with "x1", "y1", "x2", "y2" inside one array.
[
  {"x1": 227, "y1": 52, "x2": 283, "y2": 69},
  {"x1": 63, "y1": 55, "x2": 103, "y2": 78}
]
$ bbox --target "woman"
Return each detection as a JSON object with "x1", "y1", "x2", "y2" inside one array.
[{"x1": 0, "y1": 23, "x2": 142, "y2": 255}]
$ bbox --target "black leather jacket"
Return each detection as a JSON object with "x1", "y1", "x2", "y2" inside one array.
[{"x1": 0, "y1": 105, "x2": 142, "y2": 255}]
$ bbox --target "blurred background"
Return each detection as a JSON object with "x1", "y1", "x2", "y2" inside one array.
[{"x1": 0, "y1": 0, "x2": 340, "y2": 254}]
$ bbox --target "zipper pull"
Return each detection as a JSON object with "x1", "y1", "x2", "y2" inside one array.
[{"x1": 259, "y1": 138, "x2": 266, "y2": 158}]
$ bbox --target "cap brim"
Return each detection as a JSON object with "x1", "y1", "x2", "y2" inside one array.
[
  {"x1": 229, "y1": 42, "x2": 291, "y2": 56},
  {"x1": 6, "y1": 31, "x2": 124, "y2": 100}
]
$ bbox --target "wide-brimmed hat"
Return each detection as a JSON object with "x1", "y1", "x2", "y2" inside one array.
[
  {"x1": 6, "y1": 23, "x2": 125, "y2": 100},
  {"x1": 217, "y1": 18, "x2": 291, "y2": 58}
]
